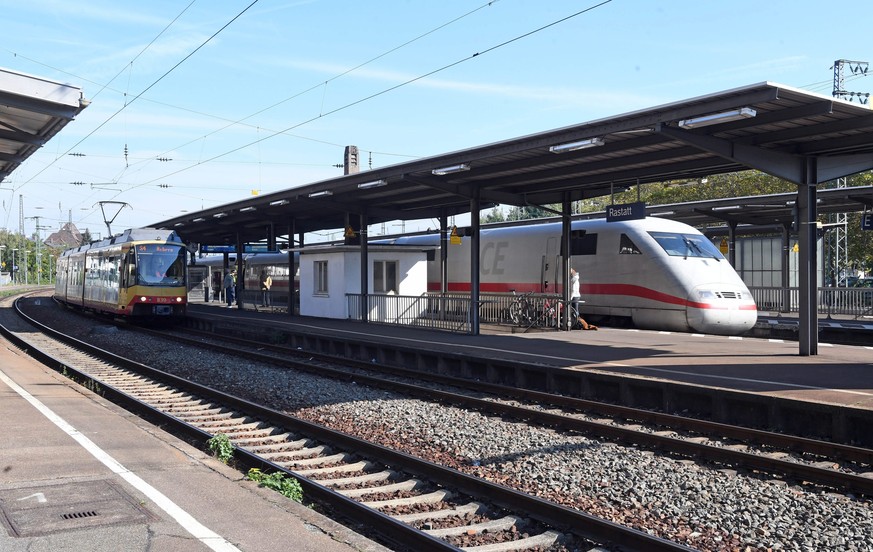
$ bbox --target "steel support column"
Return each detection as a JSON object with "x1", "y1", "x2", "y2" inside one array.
[
  {"x1": 287, "y1": 219, "x2": 297, "y2": 317},
  {"x1": 470, "y1": 193, "x2": 481, "y2": 335},
  {"x1": 781, "y1": 223, "x2": 791, "y2": 314},
  {"x1": 360, "y1": 211, "x2": 369, "y2": 323},
  {"x1": 798, "y1": 159, "x2": 819, "y2": 356},
  {"x1": 235, "y1": 231, "x2": 244, "y2": 308},
  {"x1": 440, "y1": 209, "x2": 448, "y2": 295},
  {"x1": 561, "y1": 195, "x2": 572, "y2": 330}
]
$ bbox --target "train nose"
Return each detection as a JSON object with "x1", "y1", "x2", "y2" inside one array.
[{"x1": 687, "y1": 287, "x2": 758, "y2": 335}]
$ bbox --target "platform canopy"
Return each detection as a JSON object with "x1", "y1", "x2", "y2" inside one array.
[
  {"x1": 0, "y1": 67, "x2": 89, "y2": 183},
  {"x1": 153, "y1": 81, "x2": 873, "y2": 246}
]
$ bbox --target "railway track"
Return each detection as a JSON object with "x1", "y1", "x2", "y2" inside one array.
[
  {"x1": 144, "y1": 323, "x2": 873, "y2": 499},
  {"x1": 3, "y1": 295, "x2": 693, "y2": 552}
]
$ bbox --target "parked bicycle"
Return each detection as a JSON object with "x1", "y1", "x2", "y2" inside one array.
[{"x1": 508, "y1": 290, "x2": 537, "y2": 326}]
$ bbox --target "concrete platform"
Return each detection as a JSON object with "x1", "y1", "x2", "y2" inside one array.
[
  {"x1": 187, "y1": 301, "x2": 873, "y2": 445},
  {"x1": 0, "y1": 335, "x2": 386, "y2": 552}
]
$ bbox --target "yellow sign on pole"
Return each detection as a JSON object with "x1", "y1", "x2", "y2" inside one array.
[
  {"x1": 344, "y1": 226, "x2": 356, "y2": 238},
  {"x1": 450, "y1": 225, "x2": 461, "y2": 245},
  {"x1": 719, "y1": 238, "x2": 729, "y2": 255}
]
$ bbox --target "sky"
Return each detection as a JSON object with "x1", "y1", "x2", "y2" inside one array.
[{"x1": 1, "y1": 0, "x2": 871, "y2": 242}]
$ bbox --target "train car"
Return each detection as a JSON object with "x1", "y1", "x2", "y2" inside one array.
[
  {"x1": 193, "y1": 251, "x2": 296, "y2": 305},
  {"x1": 190, "y1": 217, "x2": 756, "y2": 335},
  {"x1": 54, "y1": 228, "x2": 188, "y2": 318},
  {"x1": 391, "y1": 217, "x2": 757, "y2": 335}
]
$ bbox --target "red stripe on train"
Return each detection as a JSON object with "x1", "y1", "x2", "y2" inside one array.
[{"x1": 427, "y1": 282, "x2": 757, "y2": 310}]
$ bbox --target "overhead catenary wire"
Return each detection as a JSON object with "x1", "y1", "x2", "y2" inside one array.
[{"x1": 121, "y1": 0, "x2": 614, "y2": 193}]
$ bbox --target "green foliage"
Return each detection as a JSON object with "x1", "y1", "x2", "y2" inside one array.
[
  {"x1": 247, "y1": 468, "x2": 303, "y2": 502},
  {"x1": 481, "y1": 206, "x2": 505, "y2": 224},
  {"x1": 207, "y1": 434, "x2": 234, "y2": 464}
]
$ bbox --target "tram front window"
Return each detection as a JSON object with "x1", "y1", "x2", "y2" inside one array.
[
  {"x1": 648, "y1": 231, "x2": 723, "y2": 260},
  {"x1": 136, "y1": 244, "x2": 187, "y2": 285}
]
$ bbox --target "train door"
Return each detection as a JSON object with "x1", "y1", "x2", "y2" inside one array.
[{"x1": 542, "y1": 236, "x2": 559, "y2": 293}]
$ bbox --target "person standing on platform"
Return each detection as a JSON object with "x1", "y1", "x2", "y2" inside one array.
[
  {"x1": 570, "y1": 268, "x2": 597, "y2": 330},
  {"x1": 223, "y1": 270, "x2": 235, "y2": 308},
  {"x1": 259, "y1": 270, "x2": 272, "y2": 308}
]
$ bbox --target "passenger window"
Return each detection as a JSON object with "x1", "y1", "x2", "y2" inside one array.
[{"x1": 619, "y1": 234, "x2": 642, "y2": 255}]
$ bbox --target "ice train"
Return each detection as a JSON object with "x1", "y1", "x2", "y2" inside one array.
[
  {"x1": 392, "y1": 217, "x2": 757, "y2": 335},
  {"x1": 194, "y1": 217, "x2": 757, "y2": 335}
]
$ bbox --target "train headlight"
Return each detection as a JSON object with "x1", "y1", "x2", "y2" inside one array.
[
  {"x1": 697, "y1": 290, "x2": 716, "y2": 300},
  {"x1": 175, "y1": 297, "x2": 182, "y2": 302},
  {"x1": 141, "y1": 296, "x2": 148, "y2": 302}
]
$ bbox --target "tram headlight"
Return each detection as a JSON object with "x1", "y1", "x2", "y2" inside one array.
[
  {"x1": 175, "y1": 297, "x2": 182, "y2": 302},
  {"x1": 141, "y1": 296, "x2": 148, "y2": 302}
]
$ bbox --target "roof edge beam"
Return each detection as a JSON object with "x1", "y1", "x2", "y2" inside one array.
[
  {"x1": 656, "y1": 123, "x2": 804, "y2": 183},
  {"x1": 402, "y1": 175, "x2": 526, "y2": 206}
]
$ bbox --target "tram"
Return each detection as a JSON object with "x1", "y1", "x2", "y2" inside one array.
[{"x1": 54, "y1": 228, "x2": 188, "y2": 318}]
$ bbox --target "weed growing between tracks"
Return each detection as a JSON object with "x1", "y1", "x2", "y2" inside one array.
[
  {"x1": 207, "y1": 433, "x2": 234, "y2": 464},
  {"x1": 247, "y1": 468, "x2": 303, "y2": 502}
]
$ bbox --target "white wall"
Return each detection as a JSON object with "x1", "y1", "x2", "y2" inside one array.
[{"x1": 298, "y1": 246, "x2": 427, "y2": 320}]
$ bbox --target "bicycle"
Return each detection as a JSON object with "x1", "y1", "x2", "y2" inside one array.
[{"x1": 508, "y1": 290, "x2": 536, "y2": 326}]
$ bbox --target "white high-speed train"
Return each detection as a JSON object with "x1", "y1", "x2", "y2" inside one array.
[
  {"x1": 392, "y1": 217, "x2": 757, "y2": 335},
  {"x1": 192, "y1": 217, "x2": 757, "y2": 335}
]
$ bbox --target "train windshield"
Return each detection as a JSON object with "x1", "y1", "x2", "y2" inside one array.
[
  {"x1": 135, "y1": 244, "x2": 187, "y2": 285},
  {"x1": 648, "y1": 232, "x2": 723, "y2": 260}
]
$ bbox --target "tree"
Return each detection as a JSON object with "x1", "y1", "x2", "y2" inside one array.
[{"x1": 480, "y1": 206, "x2": 505, "y2": 224}]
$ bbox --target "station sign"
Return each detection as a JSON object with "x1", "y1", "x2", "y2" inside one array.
[
  {"x1": 200, "y1": 244, "x2": 274, "y2": 253},
  {"x1": 606, "y1": 201, "x2": 646, "y2": 222},
  {"x1": 863, "y1": 213, "x2": 873, "y2": 231}
]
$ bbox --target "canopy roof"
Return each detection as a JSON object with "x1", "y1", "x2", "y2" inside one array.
[
  {"x1": 0, "y1": 67, "x2": 88, "y2": 183},
  {"x1": 153, "y1": 82, "x2": 873, "y2": 245}
]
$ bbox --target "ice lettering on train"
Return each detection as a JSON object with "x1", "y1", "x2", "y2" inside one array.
[{"x1": 481, "y1": 241, "x2": 508, "y2": 275}]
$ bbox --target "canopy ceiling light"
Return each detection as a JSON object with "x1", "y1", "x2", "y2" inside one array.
[
  {"x1": 308, "y1": 190, "x2": 333, "y2": 198},
  {"x1": 269, "y1": 199, "x2": 289, "y2": 206},
  {"x1": 357, "y1": 179, "x2": 388, "y2": 189},
  {"x1": 677, "y1": 107, "x2": 756, "y2": 129},
  {"x1": 239, "y1": 206, "x2": 256, "y2": 212},
  {"x1": 431, "y1": 163, "x2": 470, "y2": 176},
  {"x1": 213, "y1": 212, "x2": 228, "y2": 218},
  {"x1": 549, "y1": 137, "x2": 605, "y2": 153}
]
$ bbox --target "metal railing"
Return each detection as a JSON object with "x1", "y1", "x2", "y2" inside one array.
[
  {"x1": 346, "y1": 292, "x2": 582, "y2": 334},
  {"x1": 347, "y1": 293, "x2": 479, "y2": 333},
  {"x1": 749, "y1": 286, "x2": 873, "y2": 318}
]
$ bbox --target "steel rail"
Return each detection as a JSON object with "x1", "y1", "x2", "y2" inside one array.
[
  {"x1": 8, "y1": 298, "x2": 694, "y2": 552},
  {"x1": 157, "y1": 325, "x2": 873, "y2": 497}
]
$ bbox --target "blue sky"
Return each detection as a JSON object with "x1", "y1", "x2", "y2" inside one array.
[{"x1": 2, "y1": 0, "x2": 870, "y2": 241}]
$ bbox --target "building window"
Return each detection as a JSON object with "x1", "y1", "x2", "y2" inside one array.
[
  {"x1": 373, "y1": 260, "x2": 398, "y2": 293},
  {"x1": 314, "y1": 261, "x2": 328, "y2": 294}
]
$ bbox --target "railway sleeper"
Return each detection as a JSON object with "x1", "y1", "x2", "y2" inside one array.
[
  {"x1": 294, "y1": 460, "x2": 376, "y2": 477},
  {"x1": 317, "y1": 469, "x2": 397, "y2": 487},
  {"x1": 241, "y1": 437, "x2": 312, "y2": 452},
  {"x1": 196, "y1": 414, "x2": 260, "y2": 426},
  {"x1": 208, "y1": 426, "x2": 278, "y2": 441},
  {"x1": 336, "y1": 477, "x2": 426, "y2": 498},
  {"x1": 457, "y1": 530, "x2": 563, "y2": 552},
  {"x1": 363, "y1": 489, "x2": 453, "y2": 509},
  {"x1": 232, "y1": 432, "x2": 297, "y2": 447},
  {"x1": 393, "y1": 501, "x2": 484, "y2": 523},
  {"x1": 198, "y1": 418, "x2": 267, "y2": 431},
  {"x1": 257, "y1": 444, "x2": 331, "y2": 461},
  {"x1": 424, "y1": 514, "x2": 522, "y2": 538},
  {"x1": 280, "y1": 452, "x2": 353, "y2": 468}
]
